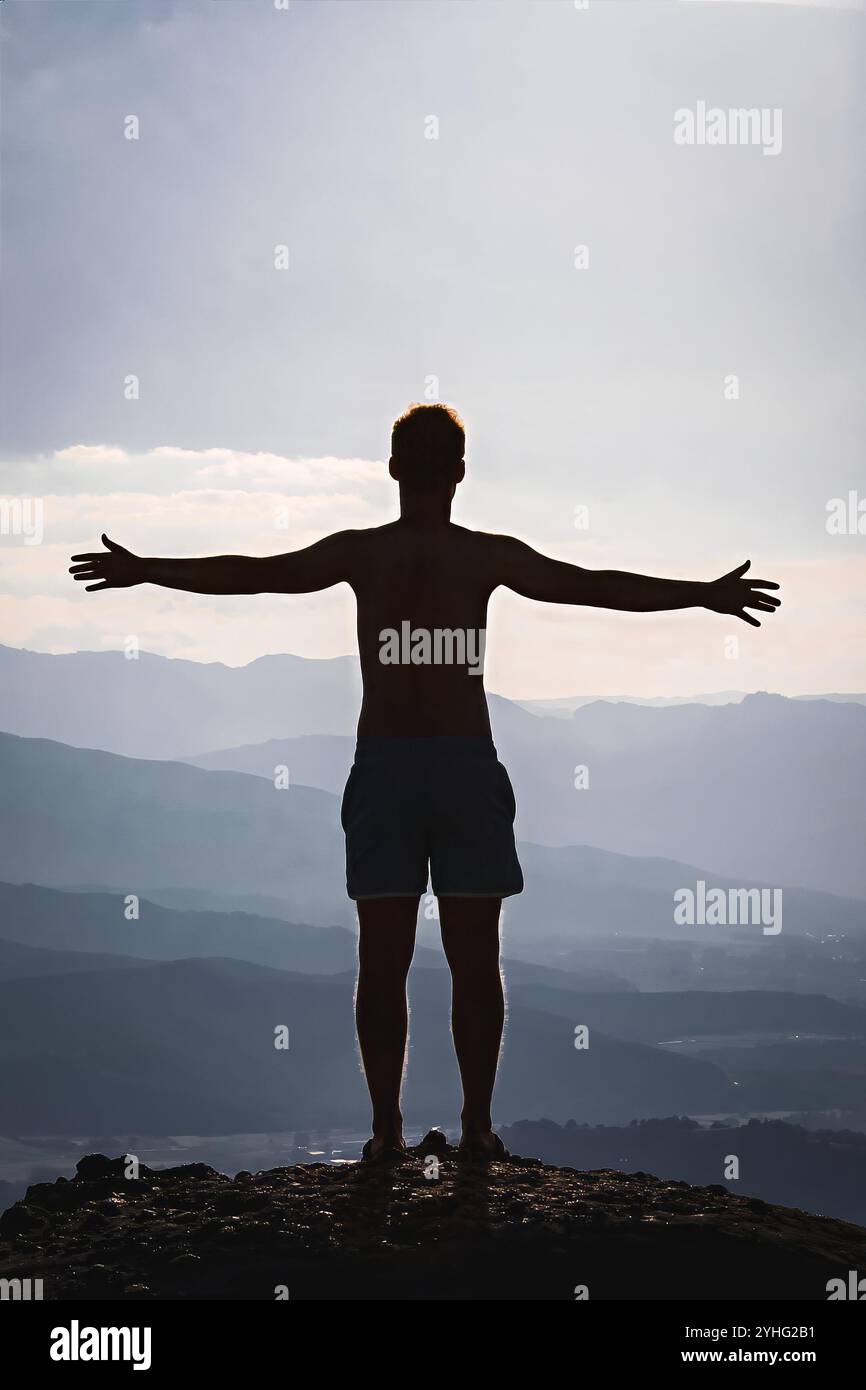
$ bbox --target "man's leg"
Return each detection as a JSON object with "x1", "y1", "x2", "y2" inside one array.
[
  {"x1": 438, "y1": 896, "x2": 504, "y2": 1154},
  {"x1": 355, "y1": 895, "x2": 419, "y2": 1158}
]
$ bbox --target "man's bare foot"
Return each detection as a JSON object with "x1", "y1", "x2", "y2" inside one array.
[
  {"x1": 361, "y1": 1133, "x2": 408, "y2": 1164},
  {"x1": 457, "y1": 1129, "x2": 509, "y2": 1163}
]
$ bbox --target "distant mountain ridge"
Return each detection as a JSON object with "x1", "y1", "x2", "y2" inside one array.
[
  {"x1": 0, "y1": 730, "x2": 348, "y2": 925},
  {"x1": 0, "y1": 881, "x2": 633, "y2": 991},
  {"x1": 517, "y1": 690, "x2": 751, "y2": 714},
  {"x1": 0, "y1": 644, "x2": 362, "y2": 758},
  {"x1": 0, "y1": 881, "x2": 356, "y2": 973},
  {"x1": 496, "y1": 692, "x2": 866, "y2": 898},
  {"x1": 0, "y1": 954, "x2": 738, "y2": 1131},
  {"x1": 516, "y1": 691, "x2": 866, "y2": 715}
]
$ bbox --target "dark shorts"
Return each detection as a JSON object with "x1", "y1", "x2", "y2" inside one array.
[{"x1": 341, "y1": 736, "x2": 524, "y2": 901}]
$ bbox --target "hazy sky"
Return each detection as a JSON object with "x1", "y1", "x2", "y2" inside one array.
[{"x1": 1, "y1": 0, "x2": 864, "y2": 696}]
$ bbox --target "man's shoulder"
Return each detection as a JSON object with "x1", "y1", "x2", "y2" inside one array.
[
  {"x1": 332, "y1": 522, "x2": 397, "y2": 548},
  {"x1": 457, "y1": 527, "x2": 525, "y2": 560},
  {"x1": 340, "y1": 523, "x2": 522, "y2": 558},
  {"x1": 450, "y1": 525, "x2": 518, "y2": 547}
]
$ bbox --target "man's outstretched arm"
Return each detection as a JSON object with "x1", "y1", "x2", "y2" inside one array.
[
  {"x1": 493, "y1": 537, "x2": 781, "y2": 627},
  {"x1": 69, "y1": 532, "x2": 358, "y2": 595}
]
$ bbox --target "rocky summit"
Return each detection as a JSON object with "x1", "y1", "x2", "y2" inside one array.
[{"x1": 1, "y1": 1136, "x2": 864, "y2": 1301}]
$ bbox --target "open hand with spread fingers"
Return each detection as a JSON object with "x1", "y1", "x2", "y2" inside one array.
[
  {"x1": 69, "y1": 535, "x2": 145, "y2": 592},
  {"x1": 704, "y1": 560, "x2": 781, "y2": 628}
]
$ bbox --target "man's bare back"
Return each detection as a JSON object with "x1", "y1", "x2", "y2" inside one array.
[{"x1": 353, "y1": 520, "x2": 500, "y2": 736}]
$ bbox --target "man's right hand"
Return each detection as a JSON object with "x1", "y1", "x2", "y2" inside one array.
[
  {"x1": 703, "y1": 560, "x2": 781, "y2": 628},
  {"x1": 69, "y1": 535, "x2": 145, "y2": 591}
]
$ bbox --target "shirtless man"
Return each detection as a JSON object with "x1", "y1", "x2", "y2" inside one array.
[{"x1": 70, "y1": 403, "x2": 781, "y2": 1161}]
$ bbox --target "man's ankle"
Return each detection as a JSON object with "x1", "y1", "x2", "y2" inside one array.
[
  {"x1": 461, "y1": 1115, "x2": 493, "y2": 1137},
  {"x1": 372, "y1": 1114, "x2": 403, "y2": 1141}
]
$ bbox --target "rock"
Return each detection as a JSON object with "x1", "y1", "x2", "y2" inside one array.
[
  {"x1": 0, "y1": 1204, "x2": 46, "y2": 1238},
  {"x1": 1, "y1": 1153, "x2": 864, "y2": 1301},
  {"x1": 415, "y1": 1129, "x2": 450, "y2": 1159},
  {"x1": 76, "y1": 1154, "x2": 130, "y2": 1182},
  {"x1": 79, "y1": 1212, "x2": 110, "y2": 1232}
]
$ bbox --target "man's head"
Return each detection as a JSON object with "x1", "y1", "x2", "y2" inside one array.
[{"x1": 389, "y1": 403, "x2": 465, "y2": 495}]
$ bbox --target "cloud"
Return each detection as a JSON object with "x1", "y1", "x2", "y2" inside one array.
[
  {"x1": 150, "y1": 447, "x2": 387, "y2": 491},
  {"x1": 54, "y1": 445, "x2": 129, "y2": 465},
  {"x1": 4, "y1": 446, "x2": 390, "y2": 502}
]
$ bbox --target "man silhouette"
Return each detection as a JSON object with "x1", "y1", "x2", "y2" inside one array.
[{"x1": 70, "y1": 403, "x2": 780, "y2": 1161}]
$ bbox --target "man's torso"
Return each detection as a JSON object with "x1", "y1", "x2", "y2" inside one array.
[{"x1": 349, "y1": 521, "x2": 497, "y2": 736}]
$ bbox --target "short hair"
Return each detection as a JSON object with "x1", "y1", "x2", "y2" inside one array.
[{"x1": 391, "y1": 403, "x2": 465, "y2": 468}]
